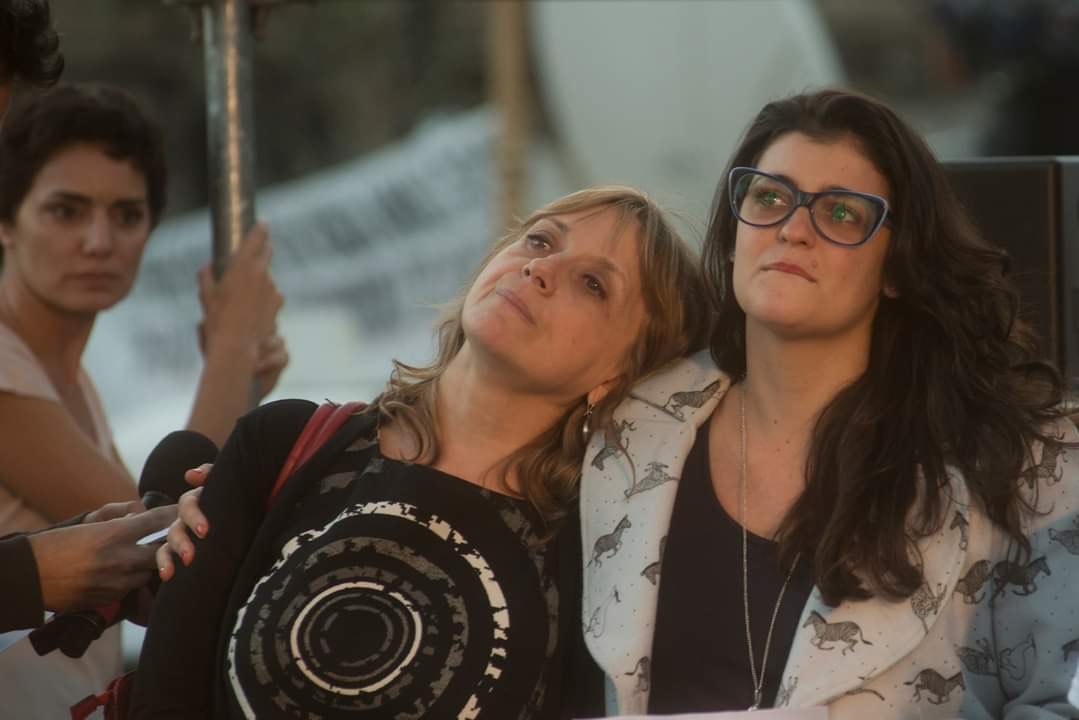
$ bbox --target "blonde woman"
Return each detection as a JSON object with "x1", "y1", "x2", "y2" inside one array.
[{"x1": 133, "y1": 186, "x2": 706, "y2": 719}]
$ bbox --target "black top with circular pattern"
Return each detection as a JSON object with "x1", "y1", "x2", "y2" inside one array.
[{"x1": 132, "y1": 399, "x2": 570, "y2": 720}]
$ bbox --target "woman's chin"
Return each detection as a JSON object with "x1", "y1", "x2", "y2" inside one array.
[{"x1": 744, "y1": 303, "x2": 816, "y2": 333}]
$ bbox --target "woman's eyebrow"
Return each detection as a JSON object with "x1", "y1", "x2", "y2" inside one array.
[
  {"x1": 533, "y1": 217, "x2": 570, "y2": 235},
  {"x1": 112, "y1": 198, "x2": 148, "y2": 209},
  {"x1": 47, "y1": 190, "x2": 148, "y2": 206},
  {"x1": 46, "y1": 190, "x2": 92, "y2": 204},
  {"x1": 764, "y1": 172, "x2": 880, "y2": 196},
  {"x1": 592, "y1": 256, "x2": 626, "y2": 287}
]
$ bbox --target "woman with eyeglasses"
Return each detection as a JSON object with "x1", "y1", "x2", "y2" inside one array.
[{"x1": 574, "y1": 88, "x2": 1079, "y2": 718}]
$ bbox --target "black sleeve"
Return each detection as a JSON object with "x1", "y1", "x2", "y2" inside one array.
[
  {"x1": 130, "y1": 399, "x2": 317, "y2": 720},
  {"x1": 0, "y1": 512, "x2": 93, "y2": 632},
  {"x1": 0, "y1": 534, "x2": 43, "y2": 632}
]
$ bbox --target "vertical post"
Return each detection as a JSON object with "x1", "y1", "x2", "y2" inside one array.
[
  {"x1": 488, "y1": 0, "x2": 530, "y2": 231},
  {"x1": 201, "y1": 0, "x2": 259, "y2": 407},
  {"x1": 202, "y1": 0, "x2": 256, "y2": 279}
]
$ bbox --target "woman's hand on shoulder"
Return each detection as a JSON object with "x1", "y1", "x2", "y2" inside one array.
[{"x1": 155, "y1": 464, "x2": 211, "y2": 581}]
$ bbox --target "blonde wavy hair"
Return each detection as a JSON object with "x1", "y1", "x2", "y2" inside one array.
[{"x1": 374, "y1": 186, "x2": 707, "y2": 529}]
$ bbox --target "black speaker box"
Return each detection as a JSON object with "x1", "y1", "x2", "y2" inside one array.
[{"x1": 943, "y1": 157, "x2": 1079, "y2": 386}]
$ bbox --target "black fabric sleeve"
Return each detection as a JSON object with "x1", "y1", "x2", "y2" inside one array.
[
  {"x1": 0, "y1": 533, "x2": 43, "y2": 632},
  {"x1": 129, "y1": 399, "x2": 318, "y2": 720},
  {"x1": 0, "y1": 512, "x2": 93, "y2": 632}
]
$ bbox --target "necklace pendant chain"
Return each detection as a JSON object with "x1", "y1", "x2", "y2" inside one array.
[{"x1": 740, "y1": 382, "x2": 801, "y2": 712}]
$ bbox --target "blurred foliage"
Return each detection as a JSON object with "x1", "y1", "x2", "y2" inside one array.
[{"x1": 51, "y1": 0, "x2": 486, "y2": 217}]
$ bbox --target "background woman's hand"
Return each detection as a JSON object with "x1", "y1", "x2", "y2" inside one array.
[
  {"x1": 196, "y1": 222, "x2": 287, "y2": 401},
  {"x1": 253, "y1": 333, "x2": 289, "y2": 401},
  {"x1": 186, "y1": 223, "x2": 289, "y2": 446}
]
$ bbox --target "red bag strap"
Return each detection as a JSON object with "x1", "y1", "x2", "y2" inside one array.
[
  {"x1": 70, "y1": 670, "x2": 135, "y2": 720},
  {"x1": 266, "y1": 400, "x2": 366, "y2": 509}
]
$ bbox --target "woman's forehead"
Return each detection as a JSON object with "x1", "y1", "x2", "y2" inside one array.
[
  {"x1": 539, "y1": 209, "x2": 642, "y2": 266},
  {"x1": 756, "y1": 132, "x2": 889, "y2": 198},
  {"x1": 30, "y1": 143, "x2": 148, "y2": 197}
]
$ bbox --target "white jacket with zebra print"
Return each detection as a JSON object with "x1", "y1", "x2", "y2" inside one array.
[{"x1": 579, "y1": 350, "x2": 1079, "y2": 719}]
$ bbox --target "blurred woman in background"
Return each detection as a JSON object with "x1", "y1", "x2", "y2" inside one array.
[{"x1": 0, "y1": 83, "x2": 287, "y2": 717}]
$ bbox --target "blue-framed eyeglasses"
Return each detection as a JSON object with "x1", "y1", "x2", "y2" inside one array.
[{"x1": 729, "y1": 166, "x2": 894, "y2": 247}]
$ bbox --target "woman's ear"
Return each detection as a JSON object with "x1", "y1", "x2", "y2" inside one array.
[
  {"x1": 0, "y1": 226, "x2": 14, "y2": 270},
  {"x1": 586, "y1": 376, "x2": 622, "y2": 408},
  {"x1": 0, "y1": 223, "x2": 13, "y2": 251}
]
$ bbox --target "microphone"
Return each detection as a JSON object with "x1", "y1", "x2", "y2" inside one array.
[
  {"x1": 138, "y1": 430, "x2": 219, "y2": 509},
  {"x1": 29, "y1": 430, "x2": 219, "y2": 658}
]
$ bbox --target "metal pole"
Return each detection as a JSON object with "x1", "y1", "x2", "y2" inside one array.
[
  {"x1": 202, "y1": 0, "x2": 257, "y2": 279},
  {"x1": 200, "y1": 0, "x2": 260, "y2": 407},
  {"x1": 488, "y1": 0, "x2": 530, "y2": 232}
]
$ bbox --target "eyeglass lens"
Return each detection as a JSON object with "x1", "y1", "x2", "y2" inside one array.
[{"x1": 733, "y1": 171, "x2": 883, "y2": 245}]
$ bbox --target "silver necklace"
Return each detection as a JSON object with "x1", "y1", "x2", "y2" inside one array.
[{"x1": 740, "y1": 382, "x2": 801, "y2": 711}]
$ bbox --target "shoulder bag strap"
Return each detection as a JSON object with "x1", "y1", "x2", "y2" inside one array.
[{"x1": 266, "y1": 400, "x2": 367, "y2": 509}]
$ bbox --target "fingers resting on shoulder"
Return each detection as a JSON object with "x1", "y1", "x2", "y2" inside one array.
[{"x1": 156, "y1": 483, "x2": 210, "y2": 582}]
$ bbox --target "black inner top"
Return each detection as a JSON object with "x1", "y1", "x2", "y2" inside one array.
[{"x1": 649, "y1": 415, "x2": 815, "y2": 713}]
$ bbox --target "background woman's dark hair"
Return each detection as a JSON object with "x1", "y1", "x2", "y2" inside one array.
[
  {"x1": 0, "y1": 83, "x2": 167, "y2": 229},
  {"x1": 0, "y1": 0, "x2": 64, "y2": 88},
  {"x1": 702, "y1": 88, "x2": 1067, "y2": 606}
]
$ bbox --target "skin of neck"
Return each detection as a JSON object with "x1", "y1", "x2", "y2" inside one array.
[
  {"x1": 407, "y1": 342, "x2": 579, "y2": 490},
  {"x1": 741, "y1": 318, "x2": 872, "y2": 446},
  {"x1": 0, "y1": 266, "x2": 96, "y2": 384}
]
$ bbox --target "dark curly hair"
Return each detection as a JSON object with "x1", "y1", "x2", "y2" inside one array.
[
  {"x1": 0, "y1": 0, "x2": 64, "y2": 88},
  {"x1": 702, "y1": 88, "x2": 1068, "y2": 606}
]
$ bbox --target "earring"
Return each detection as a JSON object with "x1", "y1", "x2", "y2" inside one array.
[{"x1": 582, "y1": 403, "x2": 595, "y2": 442}]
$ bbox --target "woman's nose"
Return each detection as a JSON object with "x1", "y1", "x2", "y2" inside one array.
[
  {"x1": 522, "y1": 256, "x2": 555, "y2": 293},
  {"x1": 81, "y1": 212, "x2": 114, "y2": 256},
  {"x1": 777, "y1": 205, "x2": 818, "y2": 247}
]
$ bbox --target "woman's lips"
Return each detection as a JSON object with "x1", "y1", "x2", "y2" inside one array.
[
  {"x1": 70, "y1": 271, "x2": 122, "y2": 286},
  {"x1": 495, "y1": 288, "x2": 536, "y2": 324},
  {"x1": 764, "y1": 261, "x2": 816, "y2": 282}
]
